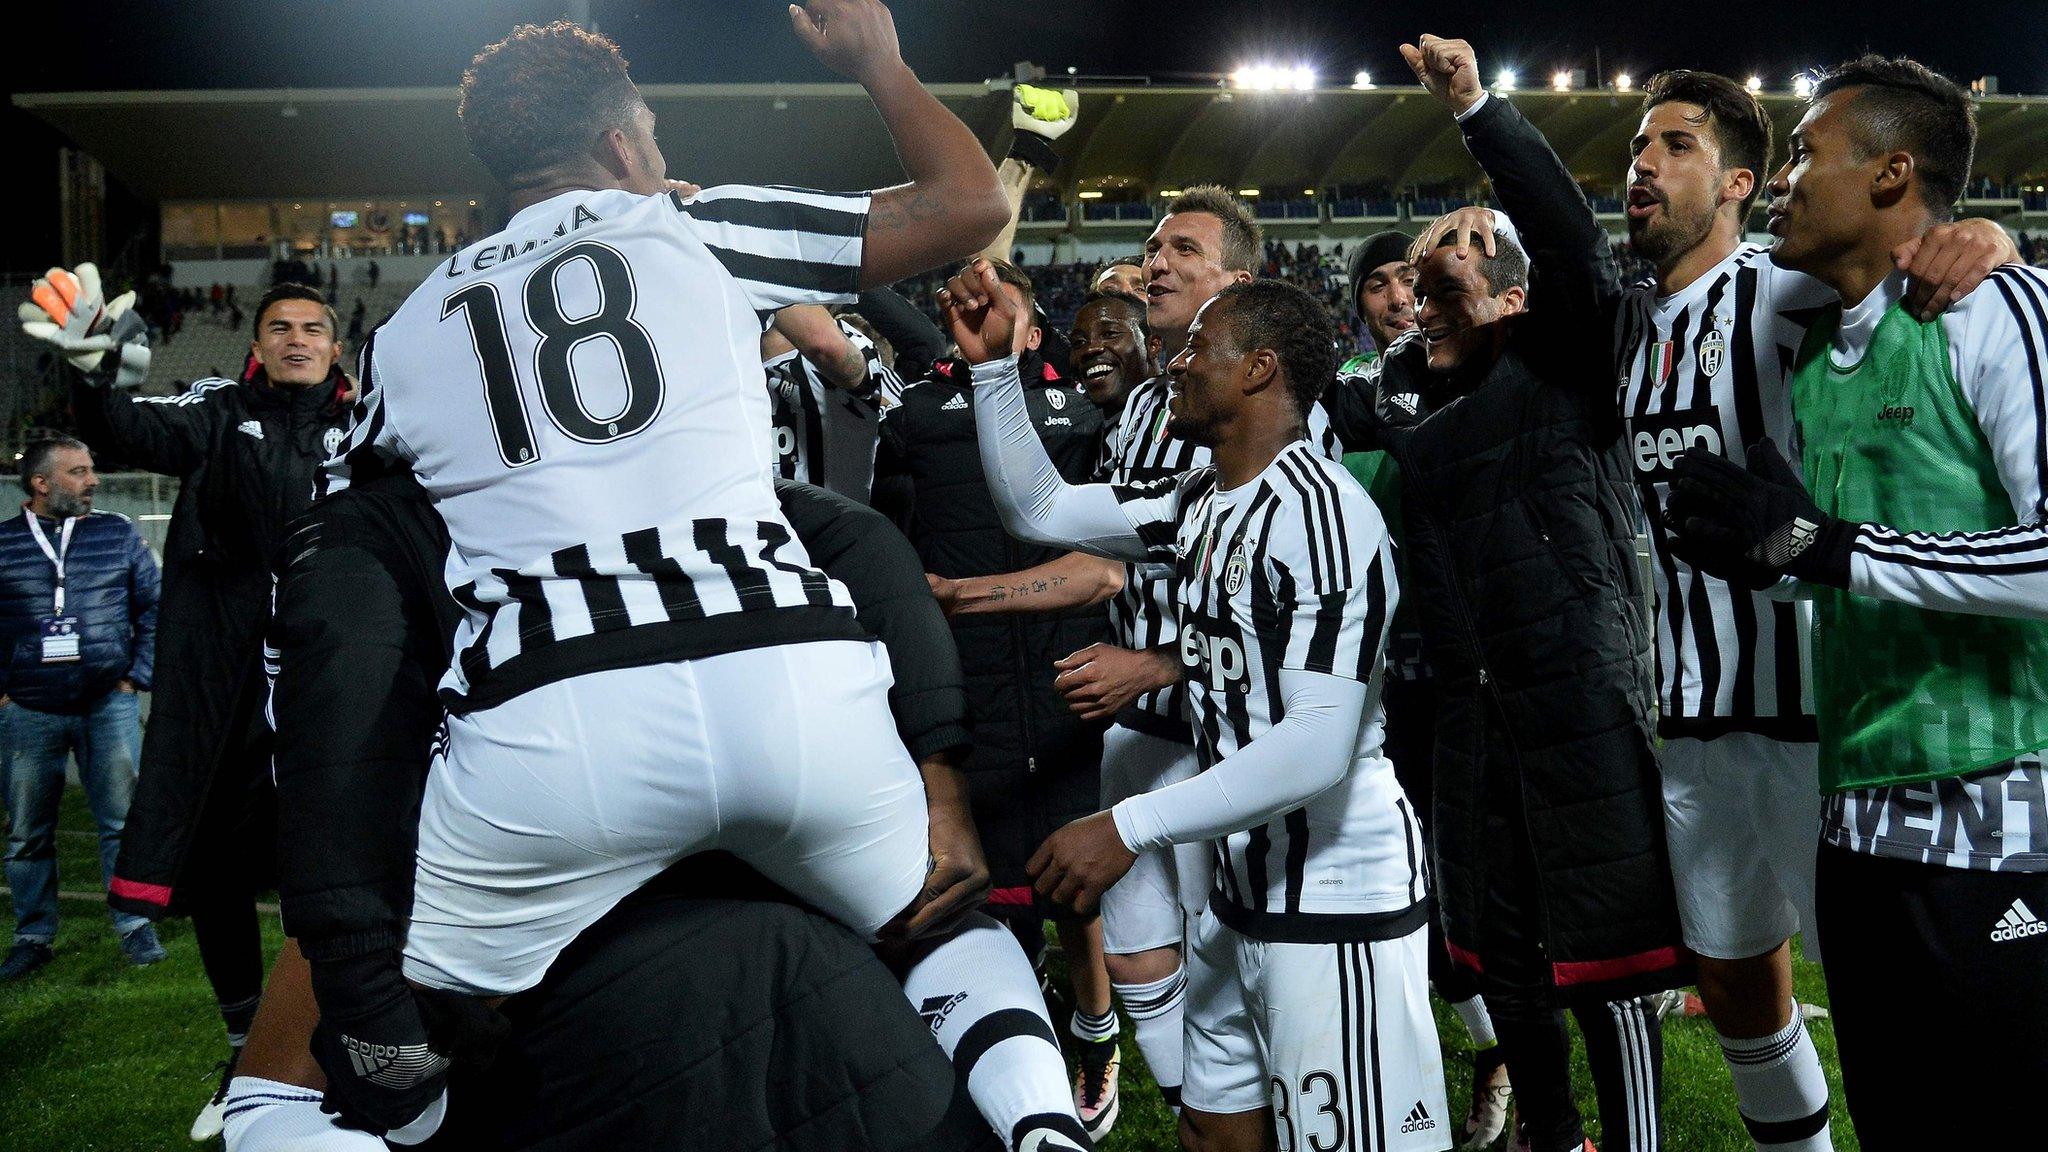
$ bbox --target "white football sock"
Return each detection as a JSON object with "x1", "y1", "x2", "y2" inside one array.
[
  {"x1": 221, "y1": 1077, "x2": 388, "y2": 1152},
  {"x1": 1112, "y1": 966, "x2": 1187, "y2": 1109},
  {"x1": 1717, "y1": 1004, "x2": 1833, "y2": 1152},
  {"x1": 901, "y1": 913, "x2": 1093, "y2": 1151},
  {"x1": 1453, "y1": 993, "x2": 1498, "y2": 1048}
]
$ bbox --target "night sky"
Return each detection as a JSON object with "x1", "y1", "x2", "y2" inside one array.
[{"x1": 7, "y1": 0, "x2": 2045, "y2": 269}]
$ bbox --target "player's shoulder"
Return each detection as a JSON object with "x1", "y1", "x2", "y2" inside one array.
[
  {"x1": 1265, "y1": 446, "x2": 1384, "y2": 540},
  {"x1": 1944, "y1": 263, "x2": 2048, "y2": 367}
]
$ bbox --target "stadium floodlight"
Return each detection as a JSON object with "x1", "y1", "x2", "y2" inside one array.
[
  {"x1": 1238, "y1": 188, "x2": 1261, "y2": 198},
  {"x1": 1792, "y1": 73, "x2": 1816, "y2": 99},
  {"x1": 1496, "y1": 69, "x2": 1518, "y2": 92},
  {"x1": 1615, "y1": 72, "x2": 1634, "y2": 92},
  {"x1": 1289, "y1": 65, "x2": 1318, "y2": 91},
  {"x1": 1352, "y1": 70, "x2": 1376, "y2": 90},
  {"x1": 1746, "y1": 75, "x2": 1765, "y2": 93},
  {"x1": 1232, "y1": 63, "x2": 1299, "y2": 91},
  {"x1": 1552, "y1": 70, "x2": 1573, "y2": 92},
  {"x1": 1077, "y1": 190, "x2": 1104, "y2": 199}
]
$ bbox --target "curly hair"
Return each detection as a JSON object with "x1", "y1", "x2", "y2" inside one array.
[
  {"x1": 1208, "y1": 280, "x2": 1337, "y2": 418},
  {"x1": 459, "y1": 22, "x2": 642, "y2": 185}
]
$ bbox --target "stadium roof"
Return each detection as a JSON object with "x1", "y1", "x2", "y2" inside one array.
[{"x1": 17, "y1": 82, "x2": 2048, "y2": 203}]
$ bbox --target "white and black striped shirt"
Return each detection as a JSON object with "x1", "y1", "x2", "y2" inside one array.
[
  {"x1": 321, "y1": 185, "x2": 875, "y2": 710},
  {"x1": 1113, "y1": 441, "x2": 1428, "y2": 935},
  {"x1": 1619, "y1": 243, "x2": 1834, "y2": 739},
  {"x1": 764, "y1": 318, "x2": 903, "y2": 503},
  {"x1": 1096, "y1": 374, "x2": 1344, "y2": 741}
]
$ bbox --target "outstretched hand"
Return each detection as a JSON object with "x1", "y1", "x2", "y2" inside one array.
[
  {"x1": 787, "y1": 0, "x2": 904, "y2": 85},
  {"x1": 1399, "y1": 34, "x2": 1486, "y2": 117},
  {"x1": 935, "y1": 257, "x2": 1019, "y2": 366}
]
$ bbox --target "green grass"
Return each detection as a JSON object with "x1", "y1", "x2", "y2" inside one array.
[{"x1": 3, "y1": 789, "x2": 1857, "y2": 1151}]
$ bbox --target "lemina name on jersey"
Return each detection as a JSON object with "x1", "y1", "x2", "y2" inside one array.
[
  {"x1": 322, "y1": 184, "x2": 878, "y2": 711},
  {"x1": 1097, "y1": 373, "x2": 1345, "y2": 740},
  {"x1": 1619, "y1": 242, "x2": 1836, "y2": 739},
  {"x1": 764, "y1": 318, "x2": 903, "y2": 502},
  {"x1": 1110, "y1": 440, "x2": 1429, "y2": 935}
]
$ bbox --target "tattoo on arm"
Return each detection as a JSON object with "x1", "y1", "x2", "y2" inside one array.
[{"x1": 869, "y1": 188, "x2": 947, "y2": 234}]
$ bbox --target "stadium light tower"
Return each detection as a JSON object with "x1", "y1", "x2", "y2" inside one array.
[
  {"x1": 1497, "y1": 68, "x2": 1518, "y2": 92},
  {"x1": 1352, "y1": 70, "x2": 1376, "y2": 90},
  {"x1": 1792, "y1": 73, "x2": 1816, "y2": 99},
  {"x1": 1552, "y1": 70, "x2": 1573, "y2": 92},
  {"x1": 1746, "y1": 75, "x2": 1765, "y2": 93},
  {"x1": 1615, "y1": 72, "x2": 1634, "y2": 93}
]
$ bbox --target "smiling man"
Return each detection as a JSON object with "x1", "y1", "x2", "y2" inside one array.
[{"x1": 19, "y1": 276, "x2": 356, "y2": 1142}]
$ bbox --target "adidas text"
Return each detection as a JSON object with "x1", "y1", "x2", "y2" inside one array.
[
  {"x1": 1400, "y1": 1102, "x2": 1437, "y2": 1133},
  {"x1": 1991, "y1": 899, "x2": 2046, "y2": 942}
]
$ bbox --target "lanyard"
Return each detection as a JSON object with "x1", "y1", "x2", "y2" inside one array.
[{"x1": 24, "y1": 510, "x2": 76, "y2": 615}]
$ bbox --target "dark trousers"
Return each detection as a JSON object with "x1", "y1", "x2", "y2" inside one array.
[
  {"x1": 187, "y1": 690, "x2": 277, "y2": 1038},
  {"x1": 1384, "y1": 677, "x2": 1480, "y2": 1004},
  {"x1": 1816, "y1": 844, "x2": 2048, "y2": 1150}
]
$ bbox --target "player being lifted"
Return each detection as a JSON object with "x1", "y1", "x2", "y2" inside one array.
[
  {"x1": 218, "y1": 7, "x2": 1091, "y2": 1149},
  {"x1": 943, "y1": 258, "x2": 1449, "y2": 1152}
]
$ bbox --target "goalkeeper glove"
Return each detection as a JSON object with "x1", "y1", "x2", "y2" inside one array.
[
  {"x1": 1667, "y1": 437, "x2": 1858, "y2": 589},
  {"x1": 1007, "y1": 84, "x2": 1079, "y2": 174},
  {"x1": 18, "y1": 263, "x2": 151, "y2": 388}
]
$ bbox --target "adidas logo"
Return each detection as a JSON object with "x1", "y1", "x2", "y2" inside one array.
[
  {"x1": 941, "y1": 393, "x2": 969, "y2": 411},
  {"x1": 1388, "y1": 392, "x2": 1420, "y2": 415},
  {"x1": 236, "y1": 419, "x2": 265, "y2": 440},
  {"x1": 1991, "y1": 899, "x2": 2046, "y2": 942},
  {"x1": 1400, "y1": 1102, "x2": 1437, "y2": 1133},
  {"x1": 918, "y1": 990, "x2": 968, "y2": 1034}
]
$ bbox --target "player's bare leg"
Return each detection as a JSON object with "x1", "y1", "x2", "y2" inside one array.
[
  {"x1": 1696, "y1": 944, "x2": 1833, "y2": 1152},
  {"x1": 1179, "y1": 1106, "x2": 1277, "y2": 1152}
]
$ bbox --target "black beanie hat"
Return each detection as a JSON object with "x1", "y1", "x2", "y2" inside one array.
[{"x1": 1347, "y1": 230, "x2": 1414, "y2": 315}]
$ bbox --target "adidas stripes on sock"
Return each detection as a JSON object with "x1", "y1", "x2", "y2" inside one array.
[
  {"x1": 1717, "y1": 1004, "x2": 1833, "y2": 1152},
  {"x1": 221, "y1": 1077, "x2": 386, "y2": 1152},
  {"x1": 1451, "y1": 993, "x2": 1497, "y2": 1049},
  {"x1": 1069, "y1": 1007, "x2": 1119, "y2": 1045},
  {"x1": 1111, "y1": 966, "x2": 1187, "y2": 1110},
  {"x1": 901, "y1": 913, "x2": 1094, "y2": 1151}
]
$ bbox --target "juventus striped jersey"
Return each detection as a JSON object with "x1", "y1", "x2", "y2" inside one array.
[
  {"x1": 321, "y1": 185, "x2": 876, "y2": 710},
  {"x1": 764, "y1": 318, "x2": 904, "y2": 503},
  {"x1": 1095, "y1": 374, "x2": 1343, "y2": 740},
  {"x1": 1619, "y1": 243, "x2": 1834, "y2": 739},
  {"x1": 1807, "y1": 265, "x2": 2048, "y2": 870},
  {"x1": 1111, "y1": 441, "x2": 1428, "y2": 935}
]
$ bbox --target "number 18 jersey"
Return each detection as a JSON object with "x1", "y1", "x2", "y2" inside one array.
[{"x1": 323, "y1": 185, "x2": 875, "y2": 711}]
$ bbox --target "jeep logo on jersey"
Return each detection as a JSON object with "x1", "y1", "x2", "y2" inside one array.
[
  {"x1": 1179, "y1": 626, "x2": 1247, "y2": 691},
  {"x1": 771, "y1": 425, "x2": 798, "y2": 459},
  {"x1": 1628, "y1": 408, "x2": 1726, "y2": 482}
]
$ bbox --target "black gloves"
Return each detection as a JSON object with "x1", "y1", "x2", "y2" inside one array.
[
  {"x1": 1667, "y1": 437, "x2": 1858, "y2": 590},
  {"x1": 308, "y1": 950, "x2": 511, "y2": 1138}
]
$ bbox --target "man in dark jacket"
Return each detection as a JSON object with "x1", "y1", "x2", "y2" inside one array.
[
  {"x1": 216, "y1": 468, "x2": 996, "y2": 1152},
  {"x1": 0, "y1": 436, "x2": 162, "y2": 978},
  {"x1": 58, "y1": 280, "x2": 355, "y2": 1140},
  {"x1": 875, "y1": 259, "x2": 1117, "y2": 1132},
  {"x1": 1320, "y1": 37, "x2": 1686, "y2": 1152}
]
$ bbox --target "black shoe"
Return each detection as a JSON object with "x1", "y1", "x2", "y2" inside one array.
[{"x1": 0, "y1": 941, "x2": 53, "y2": 981}]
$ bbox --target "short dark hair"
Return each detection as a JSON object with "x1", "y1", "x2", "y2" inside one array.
[
  {"x1": 19, "y1": 436, "x2": 90, "y2": 496},
  {"x1": 1079, "y1": 289, "x2": 1151, "y2": 336},
  {"x1": 1096, "y1": 256, "x2": 1144, "y2": 277},
  {"x1": 985, "y1": 259, "x2": 1038, "y2": 315},
  {"x1": 1166, "y1": 186, "x2": 1262, "y2": 272},
  {"x1": 460, "y1": 21, "x2": 642, "y2": 185},
  {"x1": 253, "y1": 284, "x2": 338, "y2": 338},
  {"x1": 1813, "y1": 54, "x2": 1976, "y2": 219},
  {"x1": 1643, "y1": 70, "x2": 1775, "y2": 218},
  {"x1": 1433, "y1": 229, "x2": 1530, "y2": 295},
  {"x1": 1208, "y1": 280, "x2": 1337, "y2": 418}
]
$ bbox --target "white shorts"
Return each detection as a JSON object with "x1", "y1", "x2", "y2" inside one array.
[
  {"x1": 1099, "y1": 723, "x2": 1210, "y2": 955},
  {"x1": 1182, "y1": 907, "x2": 1449, "y2": 1150},
  {"x1": 403, "y1": 639, "x2": 929, "y2": 995},
  {"x1": 1660, "y1": 732, "x2": 1822, "y2": 961}
]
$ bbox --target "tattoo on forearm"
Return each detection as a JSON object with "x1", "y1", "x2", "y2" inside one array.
[
  {"x1": 968, "y1": 574, "x2": 1066, "y2": 606},
  {"x1": 869, "y1": 188, "x2": 947, "y2": 234}
]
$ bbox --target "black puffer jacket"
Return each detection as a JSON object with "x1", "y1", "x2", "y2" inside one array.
[
  {"x1": 71, "y1": 367, "x2": 354, "y2": 918},
  {"x1": 876, "y1": 351, "x2": 1110, "y2": 884},
  {"x1": 1324, "y1": 96, "x2": 1683, "y2": 1001}
]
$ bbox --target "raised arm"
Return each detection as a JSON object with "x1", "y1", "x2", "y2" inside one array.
[
  {"x1": 853, "y1": 286, "x2": 947, "y2": 382},
  {"x1": 771, "y1": 304, "x2": 870, "y2": 390},
  {"x1": 789, "y1": 0, "x2": 1007, "y2": 288},
  {"x1": 940, "y1": 259, "x2": 1166, "y2": 562},
  {"x1": 1401, "y1": 36, "x2": 1617, "y2": 329}
]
